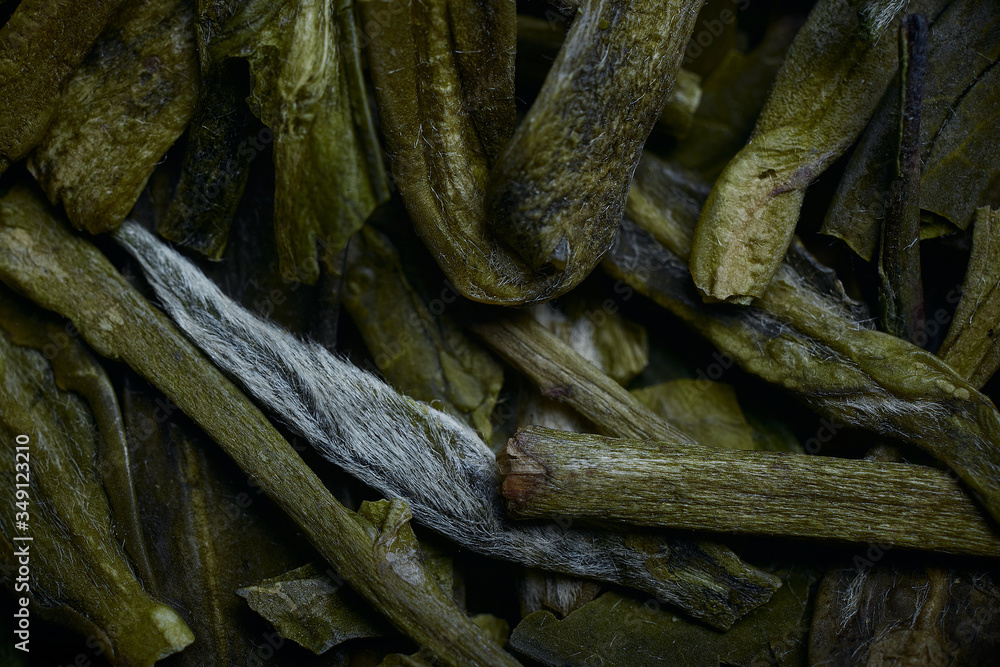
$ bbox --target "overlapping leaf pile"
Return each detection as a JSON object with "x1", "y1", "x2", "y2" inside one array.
[{"x1": 1, "y1": 0, "x2": 999, "y2": 665}]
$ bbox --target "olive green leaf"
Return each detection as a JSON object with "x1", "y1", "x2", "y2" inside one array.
[
  {"x1": 939, "y1": 207, "x2": 1000, "y2": 388},
  {"x1": 0, "y1": 0, "x2": 128, "y2": 173},
  {"x1": 121, "y1": 374, "x2": 323, "y2": 666},
  {"x1": 487, "y1": 0, "x2": 706, "y2": 293},
  {"x1": 26, "y1": 0, "x2": 199, "y2": 233},
  {"x1": 0, "y1": 328, "x2": 194, "y2": 667},
  {"x1": 509, "y1": 571, "x2": 815, "y2": 667},
  {"x1": 237, "y1": 564, "x2": 387, "y2": 654},
  {"x1": 608, "y1": 214, "x2": 1000, "y2": 525},
  {"x1": 237, "y1": 537, "x2": 460, "y2": 655},
  {"x1": 671, "y1": 17, "x2": 800, "y2": 182},
  {"x1": 202, "y1": 0, "x2": 390, "y2": 283},
  {"x1": 877, "y1": 14, "x2": 927, "y2": 343},
  {"x1": 689, "y1": 0, "x2": 948, "y2": 303},
  {"x1": 822, "y1": 0, "x2": 1000, "y2": 259},
  {"x1": 359, "y1": 0, "x2": 524, "y2": 303},
  {"x1": 156, "y1": 60, "x2": 257, "y2": 259},
  {"x1": 633, "y1": 380, "x2": 757, "y2": 451},
  {"x1": 0, "y1": 184, "x2": 520, "y2": 667}
]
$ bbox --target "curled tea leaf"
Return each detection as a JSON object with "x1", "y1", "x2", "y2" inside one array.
[
  {"x1": 0, "y1": 0, "x2": 128, "y2": 173},
  {"x1": 27, "y1": 0, "x2": 199, "y2": 233},
  {"x1": 939, "y1": 207, "x2": 1000, "y2": 387},
  {"x1": 689, "y1": 0, "x2": 947, "y2": 303},
  {"x1": 0, "y1": 329, "x2": 194, "y2": 666},
  {"x1": 116, "y1": 220, "x2": 780, "y2": 630}
]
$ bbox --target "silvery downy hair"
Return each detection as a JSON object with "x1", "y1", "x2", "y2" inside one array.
[{"x1": 115, "y1": 221, "x2": 775, "y2": 626}]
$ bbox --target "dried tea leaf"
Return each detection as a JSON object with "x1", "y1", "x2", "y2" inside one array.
[
  {"x1": 366, "y1": 0, "x2": 703, "y2": 305},
  {"x1": 205, "y1": 0, "x2": 390, "y2": 283},
  {"x1": 0, "y1": 329, "x2": 194, "y2": 666},
  {"x1": 359, "y1": 0, "x2": 524, "y2": 303},
  {"x1": 0, "y1": 0, "x2": 128, "y2": 172},
  {"x1": 380, "y1": 614, "x2": 510, "y2": 667},
  {"x1": 516, "y1": 14, "x2": 702, "y2": 140},
  {"x1": 509, "y1": 571, "x2": 815, "y2": 667},
  {"x1": 630, "y1": 151, "x2": 873, "y2": 327},
  {"x1": 633, "y1": 380, "x2": 757, "y2": 451},
  {"x1": 238, "y1": 564, "x2": 387, "y2": 654},
  {"x1": 500, "y1": 426, "x2": 999, "y2": 556},
  {"x1": 157, "y1": 60, "x2": 257, "y2": 259},
  {"x1": 341, "y1": 224, "x2": 503, "y2": 440},
  {"x1": 671, "y1": 17, "x2": 800, "y2": 181},
  {"x1": 689, "y1": 0, "x2": 948, "y2": 303},
  {"x1": 236, "y1": 525, "x2": 459, "y2": 655},
  {"x1": 121, "y1": 374, "x2": 321, "y2": 666},
  {"x1": 487, "y1": 0, "x2": 705, "y2": 287},
  {"x1": 0, "y1": 288, "x2": 153, "y2": 585},
  {"x1": 606, "y1": 215, "x2": 1000, "y2": 524},
  {"x1": 0, "y1": 185, "x2": 518, "y2": 667},
  {"x1": 27, "y1": 0, "x2": 199, "y2": 233},
  {"x1": 939, "y1": 207, "x2": 1000, "y2": 393},
  {"x1": 920, "y1": 58, "x2": 1000, "y2": 231},
  {"x1": 822, "y1": 0, "x2": 1000, "y2": 259}
]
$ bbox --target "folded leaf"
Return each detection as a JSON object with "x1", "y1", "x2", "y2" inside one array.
[
  {"x1": 27, "y1": 0, "x2": 199, "y2": 233},
  {"x1": 939, "y1": 207, "x2": 1000, "y2": 394},
  {"x1": 0, "y1": 0, "x2": 128, "y2": 172},
  {"x1": 204, "y1": 0, "x2": 390, "y2": 283},
  {"x1": 487, "y1": 0, "x2": 705, "y2": 287},
  {"x1": 822, "y1": 0, "x2": 1000, "y2": 258},
  {"x1": 157, "y1": 60, "x2": 257, "y2": 259},
  {"x1": 0, "y1": 327, "x2": 194, "y2": 667},
  {"x1": 689, "y1": 0, "x2": 948, "y2": 303}
]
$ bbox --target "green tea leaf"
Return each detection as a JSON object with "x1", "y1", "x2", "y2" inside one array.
[
  {"x1": 157, "y1": 60, "x2": 257, "y2": 259},
  {"x1": 205, "y1": 0, "x2": 390, "y2": 283},
  {"x1": 671, "y1": 17, "x2": 799, "y2": 181},
  {"x1": 0, "y1": 327, "x2": 194, "y2": 667},
  {"x1": 939, "y1": 207, "x2": 1000, "y2": 387},
  {"x1": 121, "y1": 374, "x2": 323, "y2": 666},
  {"x1": 822, "y1": 0, "x2": 1000, "y2": 258},
  {"x1": 0, "y1": 0, "x2": 128, "y2": 172},
  {"x1": 487, "y1": 0, "x2": 705, "y2": 289},
  {"x1": 27, "y1": 0, "x2": 199, "y2": 233},
  {"x1": 238, "y1": 564, "x2": 387, "y2": 654},
  {"x1": 0, "y1": 288, "x2": 153, "y2": 585},
  {"x1": 633, "y1": 380, "x2": 757, "y2": 451},
  {"x1": 509, "y1": 571, "x2": 814, "y2": 667},
  {"x1": 689, "y1": 0, "x2": 948, "y2": 303},
  {"x1": 607, "y1": 217, "x2": 1000, "y2": 525}
]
